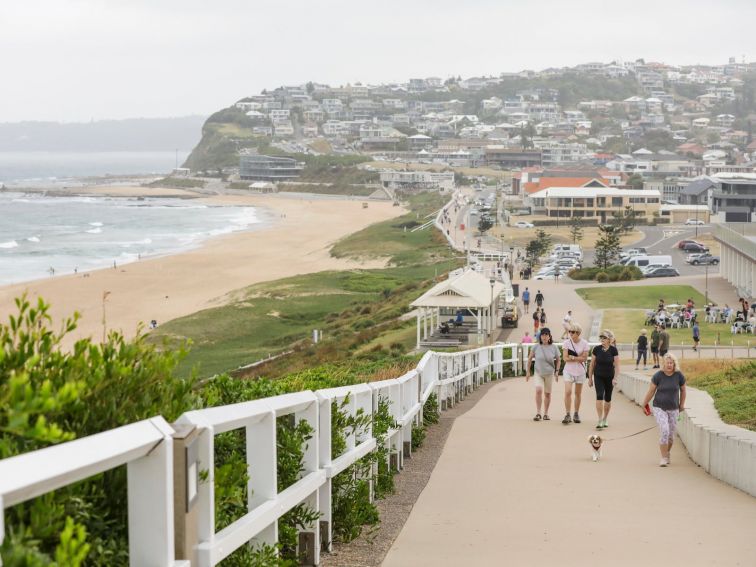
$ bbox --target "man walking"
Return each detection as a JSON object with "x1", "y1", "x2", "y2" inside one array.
[
  {"x1": 650, "y1": 324, "x2": 661, "y2": 368},
  {"x1": 658, "y1": 324, "x2": 670, "y2": 359},
  {"x1": 692, "y1": 320, "x2": 700, "y2": 351},
  {"x1": 522, "y1": 287, "x2": 531, "y2": 314},
  {"x1": 535, "y1": 289, "x2": 544, "y2": 309}
]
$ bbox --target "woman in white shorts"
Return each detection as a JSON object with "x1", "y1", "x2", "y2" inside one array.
[
  {"x1": 526, "y1": 327, "x2": 560, "y2": 421},
  {"x1": 561, "y1": 322, "x2": 589, "y2": 424}
]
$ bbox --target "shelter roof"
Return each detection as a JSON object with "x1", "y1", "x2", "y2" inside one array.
[{"x1": 411, "y1": 269, "x2": 507, "y2": 309}]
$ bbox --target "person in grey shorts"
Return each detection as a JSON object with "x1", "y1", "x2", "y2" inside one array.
[
  {"x1": 526, "y1": 328, "x2": 560, "y2": 421},
  {"x1": 561, "y1": 322, "x2": 589, "y2": 424}
]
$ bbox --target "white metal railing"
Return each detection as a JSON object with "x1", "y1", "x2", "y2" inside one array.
[
  {"x1": 0, "y1": 417, "x2": 187, "y2": 567},
  {"x1": 0, "y1": 344, "x2": 519, "y2": 565}
]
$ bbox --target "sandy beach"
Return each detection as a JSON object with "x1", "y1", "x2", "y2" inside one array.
[{"x1": 0, "y1": 186, "x2": 405, "y2": 345}]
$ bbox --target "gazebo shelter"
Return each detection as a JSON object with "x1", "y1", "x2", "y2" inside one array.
[{"x1": 410, "y1": 268, "x2": 508, "y2": 348}]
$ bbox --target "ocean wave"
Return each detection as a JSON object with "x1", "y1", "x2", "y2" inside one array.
[
  {"x1": 89, "y1": 221, "x2": 104, "y2": 227},
  {"x1": 27, "y1": 236, "x2": 41, "y2": 242},
  {"x1": 0, "y1": 240, "x2": 19, "y2": 249},
  {"x1": 86, "y1": 227, "x2": 102, "y2": 234}
]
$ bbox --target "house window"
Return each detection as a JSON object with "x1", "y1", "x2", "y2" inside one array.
[
  {"x1": 647, "y1": 198, "x2": 659, "y2": 203},
  {"x1": 612, "y1": 197, "x2": 623, "y2": 207},
  {"x1": 597, "y1": 197, "x2": 606, "y2": 206}
]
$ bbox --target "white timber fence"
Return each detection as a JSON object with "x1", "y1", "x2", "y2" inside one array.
[{"x1": 0, "y1": 343, "x2": 518, "y2": 566}]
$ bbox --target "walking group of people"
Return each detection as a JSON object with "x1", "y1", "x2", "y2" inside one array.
[
  {"x1": 525, "y1": 319, "x2": 686, "y2": 466},
  {"x1": 526, "y1": 323, "x2": 619, "y2": 429}
]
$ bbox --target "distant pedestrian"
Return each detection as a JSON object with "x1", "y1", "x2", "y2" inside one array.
[
  {"x1": 692, "y1": 321, "x2": 700, "y2": 351},
  {"x1": 535, "y1": 289, "x2": 544, "y2": 308},
  {"x1": 522, "y1": 287, "x2": 531, "y2": 314},
  {"x1": 650, "y1": 324, "x2": 661, "y2": 368},
  {"x1": 636, "y1": 329, "x2": 648, "y2": 370},
  {"x1": 526, "y1": 328, "x2": 560, "y2": 421},
  {"x1": 521, "y1": 331, "x2": 533, "y2": 344},
  {"x1": 533, "y1": 309, "x2": 540, "y2": 334},
  {"x1": 561, "y1": 310, "x2": 573, "y2": 339},
  {"x1": 539, "y1": 310, "x2": 546, "y2": 326},
  {"x1": 641, "y1": 353, "x2": 686, "y2": 467},
  {"x1": 658, "y1": 324, "x2": 670, "y2": 358},
  {"x1": 588, "y1": 330, "x2": 620, "y2": 429}
]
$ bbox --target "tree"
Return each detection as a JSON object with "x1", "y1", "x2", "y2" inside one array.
[
  {"x1": 569, "y1": 216, "x2": 584, "y2": 244},
  {"x1": 535, "y1": 229, "x2": 552, "y2": 257},
  {"x1": 478, "y1": 216, "x2": 493, "y2": 233},
  {"x1": 612, "y1": 206, "x2": 639, "y2": 233},
  {"x1": 626, "y1": 173, "x2": 644, "y2": 189},
  {"x1": 594, "y1": 225, "x2": 622, "y2": 269}
]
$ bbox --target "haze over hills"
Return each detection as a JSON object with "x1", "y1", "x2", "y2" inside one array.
[{"x1": 0, "y1": 116, "x2": 207, "y2": 152}]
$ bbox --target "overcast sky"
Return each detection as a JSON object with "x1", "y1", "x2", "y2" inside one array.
[{"x1": 2, "y1": 0, "x2": 755, "y2": 123}]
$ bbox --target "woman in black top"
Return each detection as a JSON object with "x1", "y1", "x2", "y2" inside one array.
[
  {"x1": 588, "y1": 330, "x2": 620, "y2": 429},
  {"x1": 635, "y1": 329, "x2": 648, "y2": 370}
]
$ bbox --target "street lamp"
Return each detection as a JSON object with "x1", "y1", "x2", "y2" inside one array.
[
  {"x1": 705, "y1": 262, "x2": 709, "y2": 305},
  {"x1": 490, "y1": 277, "x2": 496, "y2": 344}
]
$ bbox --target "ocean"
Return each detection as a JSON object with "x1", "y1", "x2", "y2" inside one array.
[
  {"x1": 0, "y1": 150, "x2": 191, "y2": 184},
  {"x1": 0, "y1": 192, "x2": 265, "y2": 285}
]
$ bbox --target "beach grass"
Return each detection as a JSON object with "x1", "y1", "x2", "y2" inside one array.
[
  {"x1": 155, "y1": 193, "x2": 461, "y2": 377},
  {"x1": 156, "y1": 262, "x2": 457, "y2": 378},
  {"x1": 576, "y1": 285, "x2": 706, "y2": 309}
]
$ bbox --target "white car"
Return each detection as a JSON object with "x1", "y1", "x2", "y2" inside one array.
[
  {"x1": 513, "y1": 221, "x2": 534, "y2": 228},
  {"x1": 534, "y1": 272, "x2": 563, "y2": 280},
  {"x1": 684, "y1": 219, "x2": 705, "y2": 226}
]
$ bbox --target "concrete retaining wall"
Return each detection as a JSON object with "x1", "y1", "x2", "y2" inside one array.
[{"x1": 618, "y1": 371, "x2": 756, "y2": 498}]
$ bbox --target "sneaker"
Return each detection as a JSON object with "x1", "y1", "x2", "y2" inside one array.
[
  {"x1": 602, "y1": 420, "x2": 608, "y2": 429},
  {"x1": 573, "y1": 412, "x2": 581, "y2": 424},
  {"x1": 643, "y1": 366, "x2": 648, "y2": 370},
  {"x1": 660, "y1": 458, "x2": 668, "y2": 467},
  {"x1": 542, "y1": 414, "x2": 550, "y2": 420},
  {"x1": 562, "y1": 414, "x2": 572, "y2": 424},
  {"x1": 635, "y1": 366, "x2": 638, "y2": 370},
  {"x1": 596, "y1": 421, "x2": 603, "y2": 429}
]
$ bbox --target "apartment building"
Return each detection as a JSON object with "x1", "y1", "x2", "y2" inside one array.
[
  {"x1": 534, "y1": 141, "x2": 588, "y2": 166},
  {"x1": 239, "y1": 153, "x2": 304, "y2": 181},
  {"x1": 710, "y1": 173, "x2": 756, "y2": 222},
  {"x1": 380, "y1": 170, "x2": 455, "y2": 192},
  {"x1": 527, "y1": 186, "x2": 661, "y2": 223}
]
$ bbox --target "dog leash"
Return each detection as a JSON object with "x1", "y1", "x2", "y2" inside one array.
[{"x1": 604, "y1": 425, "x2": 657, "y2": 442}]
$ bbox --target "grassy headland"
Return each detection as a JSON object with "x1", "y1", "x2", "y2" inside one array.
[{"x1": 152, "y1": 192, "x2": 460, "y2": 378}]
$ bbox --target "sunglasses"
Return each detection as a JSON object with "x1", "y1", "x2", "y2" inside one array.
[
  {"x1": 569, "y1": 330, "x2": 579, "y2": 334},
  {"x1": 599, "y1": 335, "x2": 609, "y2": 340}
]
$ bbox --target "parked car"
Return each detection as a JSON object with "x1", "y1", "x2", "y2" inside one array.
[
  {"x1": 677, "y1": 239, "x2": 703, "y2": 249},
  {"x1": 645, "y1": 267, "x2": 680, "y2": 278},
  {"x1": 620, "y1": 247, "x2": 648, "y2": 259},
  {"x1": 513, "y1": 221, "x2": 534, "y2": 228},
  {"x1": 534, "y1": 272, "x2": 563, "y2": 280},
  {"x1": 641, "y1": 263, "x2": 672, "y2": 273},
  {"x1": 684, "y1": 218, "x2": 705, "y2": 226},
  {"x1": 681, "y1": 242, "x2": 709, "y2": 253},
  {"x1": 687, "y1": 254, "x2": 720, "y2": 265}
]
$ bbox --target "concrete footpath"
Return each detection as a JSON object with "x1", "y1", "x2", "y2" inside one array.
[{"x1": 382, "y1": 375, "x2": 756, "y2": 567}]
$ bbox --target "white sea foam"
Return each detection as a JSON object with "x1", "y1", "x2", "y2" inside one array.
[
  {"x1": 27, "y1": 236, "x2": 41, "y2": 242},
  {"x1": 86, "y1": 227, "x2": 102, "y2": 234},
  {"x1": 89, "y1": 221, "x2": 104, "y2": 227},
  {"x1": 0, "y1": 240, "x2": 19, "y2": 249}
]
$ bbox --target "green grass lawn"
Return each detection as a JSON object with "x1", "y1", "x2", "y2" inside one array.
[
  {"x1": 602, "y1": 309, "x2": 755, "y2": 347},
  {"x1": 686, "y1": 360, "x2": 756, "y2": 431},
  {"x1": 576, "y1": 285, "x2": 707, "y2": 309}
]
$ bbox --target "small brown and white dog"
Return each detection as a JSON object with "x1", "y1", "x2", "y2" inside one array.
[{"x1": 588, "y1": 434, "x2": 603, "y2": 462}]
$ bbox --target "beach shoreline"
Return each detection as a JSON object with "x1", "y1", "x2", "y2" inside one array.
[{"x1": 0, "y1": 184, "x2": 406, "y2": 346}]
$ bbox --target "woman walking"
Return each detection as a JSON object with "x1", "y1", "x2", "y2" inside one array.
[
  {"x1": 525, "y1": 328, "x2": 560, "y2": 421},
  {"x1": 588, "y1": 330, "x2": 620, "y2": 429},
  {"x1": 533, "y1": 308, "x2": 541, "y2": 334},
  {"x1": 641, "y1": 353, "x2": 687, "y2": 467},
  {"x1": 561, "y1": 322, "x2": 589, "y2": 424}
]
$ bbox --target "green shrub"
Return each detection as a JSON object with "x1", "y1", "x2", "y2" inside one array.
[{"x1": 596, "y1": 271, "x2": 609, "y2": 283}]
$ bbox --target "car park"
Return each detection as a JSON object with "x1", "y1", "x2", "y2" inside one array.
[
  {"x1": 681, "y1": 242, "x2": 709, "y2": 253},
  {"x1": 684, "y1": 219, "x2": 705, "y2": 225},
  {"x1": 645, "y1": 267, "x2": 680, "y2": 278},
  {"x1": 687, "y1": 254, "x2": 720, "y2": 265},
  {"x1": 513, "y1": 221, "x2": 534, "y2": 228}
]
